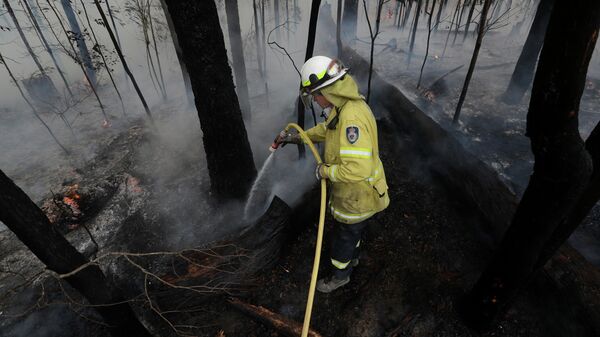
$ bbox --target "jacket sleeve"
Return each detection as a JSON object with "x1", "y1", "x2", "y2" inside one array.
[
  {"x1": 304, "y1": 122, "x2": 327, "y2": 143},
  {"x1": 324, "y1": 118, "x2": 373, "y2": 183}
]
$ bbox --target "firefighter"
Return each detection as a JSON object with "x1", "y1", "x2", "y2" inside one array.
[{"x1": 278, "y1": 56, "x2": 390, "y2": 293}]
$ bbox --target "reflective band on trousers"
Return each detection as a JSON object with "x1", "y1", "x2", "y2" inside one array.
[
  {"x1": 356, "y1": 240, "x2": 361, "y2": 248},
  {"x1": 340, "y1": 147, "x2": 372, "y2": 159},
  {"x1": 331, "y1": 258, "x2": 350, "y2": 270},
  {"x1": 330, "y1": 205, "x2": 374, "y2": 221}
]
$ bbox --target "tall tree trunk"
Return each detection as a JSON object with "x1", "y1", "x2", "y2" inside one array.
[
  {"x1": 452, "y1": 0, "x2": 492, "y2": 124},
  {"x1": 47, "y1": 0, "x2": 108, "y2": 122},
  {"x1": 21, "y1": 0, "x2": 72, "y2": 97},
  {"x1": 3, "y1": 0, "x2": 58, "y2": 94},
  {"x1": 93, "y1": 0, "x2": 153, "y2": 122},
  {"x1": 161, "y1": 0, "x2": 256, "y2": 200},
  {"x1": 79, "y1": 0, "x2": 125, "y2": 116},
  {"x1": 401, "y1": 0, "x2": 414, "y2": 30},
  {"x1": 501, "y1": 0, "x2": 555, "y2": 105},
  {"x1": 274, "y1": 0, "x2": 281, "y2": 41},
  {"x1": 225, "y1": 0, "x2": 251, "y2": 120},
  {"x1": 407, "y1": 0, "x2": 422, "y2": 67},
  {"x1": 59, "y1": 0, "x2": 96, "y2": 87},
  {"x1": 442, "y1": 0, "x2": 460, "y2": 57},
  {"x1": 148, "y1": 0, "x2": 167, "y2": 100},
  {"x1": 451, "y1": 0, "x2": 466, "y2": 45},
  {"x1": 296, "y1": 0, "x2": 322, "y2": 158},
  {"x1": 0, "y1": 170, "x2": 151, "y2": 337},
  {"x1": 459, "y1": 0, "x2": 599, "y2": 330},
  {"x1": 342, "y1": 0, "x2": 358, "y2": 43},
  {"x1": 159, "y1": 0, "x2": 193, "y2": 105},
  {"x1": 417, "y1": 0, "x2": 436, "y2": 88},
  {"x1": 253, "y1": 0, "x2": 264, "y2": 77},
  {"x1": 462, "y1": 0, "x2": 476, "y2": 41}
]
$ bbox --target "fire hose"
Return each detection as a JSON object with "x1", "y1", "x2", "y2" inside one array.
[{"x1": 273, "y1": 123, "x2": 325, "y2": 337}]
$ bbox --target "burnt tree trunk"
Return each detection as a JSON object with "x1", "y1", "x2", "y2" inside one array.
[
  {"x1": 0, "y1": 170, "x2": 151, "y2": 337},
  {"x1": 407, "y1": 0, "x2": 422, "y2": 67},
  {"x1": 452, "y1": 0, "x2": 492, "y2": 124},
  {"x1": 296, "y1": 0, "x2": 322, "y2": 158},
  {"x1": 536, "y1": 122, "x2": 600, "y2": 268},
  {"x1": 501, "y1": 0, "x2": 555, "y2": 105},
  {"x1": 342, "y1": 0, "x2": 358, "y2": 43},
  {"x1": 274, "y1": 0, "x2": 281, "y2": 41},
  {"x1": 462, "y1": 0, "x2": 476, "y2": 41},
  {"x1": 225, "y1": 0, "x2": 251, "y2": 120},
  {"x1": 60, "y1": 0, "x2": 96, "y2": 86},
  {"x1": 159, "y1": 0, "x2": 193, "y2": 105},
  {"x1": 461, "y1": 0, "x2": 599, "y2": 329},
  {"x1": 161, "y1": 0, "x2": 256, "y2": 200}
]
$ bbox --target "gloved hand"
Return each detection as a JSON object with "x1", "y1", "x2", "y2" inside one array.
[
  {"x1": 315, "y1": 163, "x2": 328, "y2": 181},
  {"x1": 278, "y1": 130, "x2": 302, "y2": 147}
]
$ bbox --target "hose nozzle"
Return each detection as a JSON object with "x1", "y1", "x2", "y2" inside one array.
[{"x1": 269, "y1": 130, "x2": 288, "y2": 152}]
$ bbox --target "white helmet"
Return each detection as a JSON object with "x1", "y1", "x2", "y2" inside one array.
[{"x1": 300, "y1": 56, "x2": 348, "y2": 95}]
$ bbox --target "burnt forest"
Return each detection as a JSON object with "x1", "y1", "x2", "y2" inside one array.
[{"x1": 1, "y1": 0, "x2": 600, "y2": 336}]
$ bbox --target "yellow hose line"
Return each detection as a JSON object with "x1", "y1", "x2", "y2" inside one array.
[{"x1": 284, "y1": 123, "x2": 325, "y2": 337}]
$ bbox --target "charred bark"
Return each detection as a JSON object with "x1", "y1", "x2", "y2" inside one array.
[
  {"x1": 296, "y1": 0, "x2": 322, "y2": 158},
  {"x1": 161, "y1": 0, "x2": 256, "y2": 200},
  {"x1": 462, "y1": 0, "x2": 476, "y2": 41},
  {"x1": 407, "y1": 0, "x2": 422, "y2": 67},
  {"x1": 452, "y1": 0, "x2": 492, "y2": 124},
  {"x1": 501, "y1": 0, "x2": 555, "y2": 105},
  {"x1": 159, "y1": 0, "x2": 193, "y2": 105},
  {"x1": 342, "y1": 0, "x2": 358, "y2": 43},
  {"x1": 0, "y1": 170, "x2": 151, "y2": 337},
  {"x1": 461, "y1": 0, "x2": 599, "y2": 330},
  {"x1": 225, "y1": 0, "x2": 251, "y2": 120}
]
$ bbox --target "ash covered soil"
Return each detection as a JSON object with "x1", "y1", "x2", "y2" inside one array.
[{"x1": 198, "y1": 121, "x2": 595, "y2": 337}]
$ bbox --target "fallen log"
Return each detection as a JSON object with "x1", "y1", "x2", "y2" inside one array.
[
  {"x1": 228, "y1": 297, "x2": 323, "y2": 337},
  {"x1": 342, "y1": 46, "x2": 600, "y2": 333}
]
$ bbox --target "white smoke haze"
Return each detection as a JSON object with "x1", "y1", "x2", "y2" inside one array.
[{"x1": 1, "y1": 0, "x2": 600, "y2": 335}]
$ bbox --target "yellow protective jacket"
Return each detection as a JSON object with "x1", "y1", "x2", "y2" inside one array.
[{"x1": 305, "y1": 75, "x2": 389, "y2": 224}]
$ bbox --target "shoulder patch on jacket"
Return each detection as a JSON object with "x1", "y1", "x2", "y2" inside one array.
[{"x1": 346, "y1": 126, "x2": 359, "y2": 144}]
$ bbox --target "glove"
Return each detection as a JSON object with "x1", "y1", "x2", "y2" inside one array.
[
  {"x1": 278, "y1": 131, "x2": 301, "y2": 147},
  {"x1": 315, "y1": 163, "x2": 328, "y2": 181}
]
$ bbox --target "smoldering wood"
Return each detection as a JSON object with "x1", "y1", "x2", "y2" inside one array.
[
  {"x1": 160, "y1": 0, "x2": 256, "y2": 200},
  {"x1": 0, "y1": 169, "x2": 152, "y2": 337},
  {"x1": 228, "y1": 297, "x2": 324, "y2": 337},
  {"x1": 341, "y1": 46, "x2": 600, "y2": 333}
]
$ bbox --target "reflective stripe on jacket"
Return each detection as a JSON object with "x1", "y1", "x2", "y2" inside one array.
[{"x1": 305, "y1": 75, "x2": 389, "y2": 224}]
